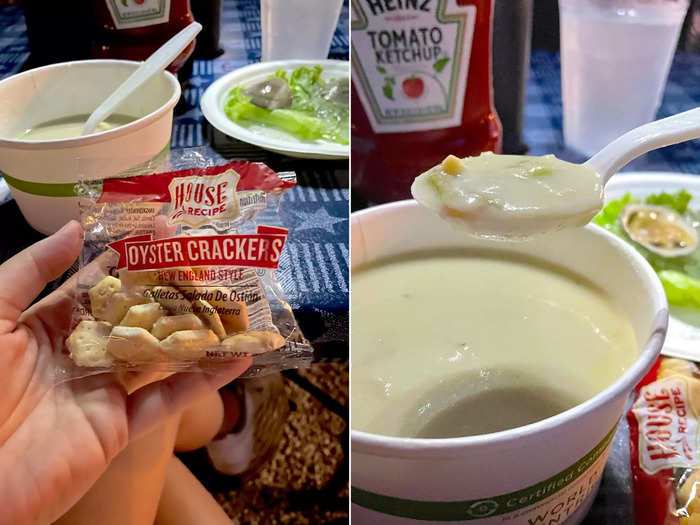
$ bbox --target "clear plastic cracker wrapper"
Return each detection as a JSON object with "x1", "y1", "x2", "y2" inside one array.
[
  {"x1": 64, "y1": 150, "x2": 312, "y2": 379},
  {"x1": 628, "y1": 357, "x2": 700, "y2": 525}
]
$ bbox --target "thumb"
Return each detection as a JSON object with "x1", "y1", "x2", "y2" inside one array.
[{"x1": 0, "y1": 220, "x2": 83, "y2": 333}]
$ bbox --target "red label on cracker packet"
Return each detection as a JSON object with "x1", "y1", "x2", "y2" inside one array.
[
  {"x1": 99, "y1": 161, "x2": 295, "y2": 203},
  {"x1": 107, "y1": 229, "x2": 288, "y2": 271}
]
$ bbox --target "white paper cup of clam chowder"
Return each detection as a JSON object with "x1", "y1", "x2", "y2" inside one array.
[
  {"x1": 0, "y1": 60, "x2": 180, "y2": 234},
  {"x1": 351, "y1": 200, "x2": 668, "y2": 524}
]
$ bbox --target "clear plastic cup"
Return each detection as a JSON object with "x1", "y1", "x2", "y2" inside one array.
[
  {"x1": 260, "y1": 0, "x2": 343, "y2": 61},
  {"x1": 559, "y1": 0, "x2": 689, "y2": 156}
]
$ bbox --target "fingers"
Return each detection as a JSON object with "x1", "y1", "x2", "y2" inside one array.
[
  {"x1": 21, "y1": 241, "x2": 117, "y2": 329},
  {"x1": 126, "y1": 357, "x2": 252, "y2": 442},
  {"x1": 0, "y1": 221, "x2": 83, "y2": 333},
  {"x1": 117, "y1": 367, "x2": 175, "y2": 395}
]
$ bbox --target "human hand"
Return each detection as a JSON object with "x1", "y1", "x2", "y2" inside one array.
[{"x1": 0, "y1": 221, "x2": 251, "y2": 525}]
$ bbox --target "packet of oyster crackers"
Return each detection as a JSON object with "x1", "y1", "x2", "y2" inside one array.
[
  {"x1": 629, "y1": 356, "x2": 700, "y2": 525},
  {"x1": 65, "y1": 151, "x2": 312, "y2": 377}
]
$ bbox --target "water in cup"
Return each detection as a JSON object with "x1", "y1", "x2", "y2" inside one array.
[
  {"x1": 559, "y1": 0, "x2": 689, "y2": 156},
  {"x1": 261, "y1": 0, "x2": 343, "y2": 61}
]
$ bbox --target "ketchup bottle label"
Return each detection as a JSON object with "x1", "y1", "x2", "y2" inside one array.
[
  {"x1": 351, "y1": 0, "x2": 476, "y2": 134},
  {"x1": 104, "y1": 0, "x2": 171, "y2": 30}
]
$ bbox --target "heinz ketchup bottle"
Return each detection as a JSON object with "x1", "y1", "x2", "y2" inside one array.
[
  {"x1": 91, "y1": 0, "x2": 195, "y2": 74},
  {"x1": 351, "y1": 0, "x2": 502, "y2": 203}
]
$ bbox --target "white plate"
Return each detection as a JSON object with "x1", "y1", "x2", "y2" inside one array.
[
  {"x1": 606, "y1": 171, "x2": 700, "y2": 362},
  {"x1": 201, "y1": 59, "x2": 349, "y2": 160}
]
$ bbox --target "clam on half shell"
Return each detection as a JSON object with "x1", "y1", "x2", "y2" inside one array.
[{"x1": 621, "y1": 204, "x2": 698, "y2": 257}]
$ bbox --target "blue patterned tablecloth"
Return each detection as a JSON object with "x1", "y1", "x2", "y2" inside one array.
[
  {"x1": 0, "y1": 5, "x2": 28, "y2": 80},
  {"x1": 0, "y1": 0, "x2": 349, "y2": 359}
]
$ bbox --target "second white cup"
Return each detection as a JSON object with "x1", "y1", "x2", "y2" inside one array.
[
  {"x1": 260, "y1": 0, "x2": 343, "y2": 61},
  {"x1": 559, "y1": 0, "x2": 689, "y2": 156}
]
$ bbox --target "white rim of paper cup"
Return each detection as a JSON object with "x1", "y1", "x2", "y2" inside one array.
[{"x1": 0, "y1": 59, "x2": 181, "y2": 150}]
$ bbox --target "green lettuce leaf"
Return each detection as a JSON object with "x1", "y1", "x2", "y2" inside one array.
[
  {"x1": 592, "y1": 193, "x2": 632, "y2": 236},
  {"x1": 659, "y1": 270, "x2": 700, "y2": 308},
  {"x1": 274, "y1": 65, "x2": 323, "y2": 113},
  {"x1": 223, "y1": 85, "x2": 348, "y2": 145},
  {"x1": 224, "y1": 87, "x2": 329, "y2": 141},
  {"x1": 225, "y1": 65, "x2": 348, "y2": 145},
  {"x1": 645, "y1": 189, "x2": 692, "y2": 214}
]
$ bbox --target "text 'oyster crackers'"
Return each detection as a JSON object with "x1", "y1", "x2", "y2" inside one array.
[{"x1": 67, "y1": 150, "x2": 312, "y2": 376}]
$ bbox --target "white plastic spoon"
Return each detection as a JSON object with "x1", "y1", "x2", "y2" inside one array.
[
  {"x1": 82, "y1": 21, "x2": 202, "y2": 136},
  {"x1": 411, "y1": 106, "x2": 700, "y2": 239}
]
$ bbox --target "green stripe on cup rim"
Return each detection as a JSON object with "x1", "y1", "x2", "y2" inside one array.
[
  {"x1": 351, "y1": 424, "x2": 617, "y2": 521},
  {"x1": 1, "y1": 142, "x2": 171, "y2": 197},
  {"x1": 2, "y1": 173, "x2": 79, "y2": 197}
]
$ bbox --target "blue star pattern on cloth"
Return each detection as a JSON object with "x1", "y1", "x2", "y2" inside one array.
[
  {"x1": 286, "y1": 204, "x2": 348, "y2": 235},
  {"x1": 278, "y1": 188, "x2": 349, "y2": 310},
  {"x1": 252, "y1": 180, "x2": 349, "y2": 312}
]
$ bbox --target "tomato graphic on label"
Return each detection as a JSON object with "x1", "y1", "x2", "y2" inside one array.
[{"x1": 402, "y1": 76, "x2": 424, "y2": 99}]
